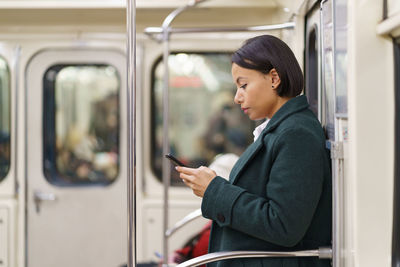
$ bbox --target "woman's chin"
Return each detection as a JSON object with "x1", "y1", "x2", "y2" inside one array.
[{"x1": 249, "y1": 114, "x2": 262, "y2": 121}]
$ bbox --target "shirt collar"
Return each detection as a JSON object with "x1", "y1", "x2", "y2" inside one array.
[{"x1": 253, "y1": 119, "x2": 269, "y2": 142}]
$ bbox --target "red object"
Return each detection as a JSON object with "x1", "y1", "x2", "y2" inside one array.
[{"x1": 173, "y1": 221, "x2": 212, "y2": 266}]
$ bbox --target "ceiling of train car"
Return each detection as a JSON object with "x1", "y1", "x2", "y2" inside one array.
[
  {"x1": 0, "y1": 0, "x2": 297, "y2": 9},
  {"x1": 0, "y1": 0, "x2": 304, "y2": 33},
  {"x1": 135, "y1": 0, "x2": 304, "y2": 19},
  {"x1": 138, "y1": 0, "x2": 276, "y2": 8}
]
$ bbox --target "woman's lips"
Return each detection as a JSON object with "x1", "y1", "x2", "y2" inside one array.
[{"x1": 242, "y1": 108, "x2": 249, "y2": 114}]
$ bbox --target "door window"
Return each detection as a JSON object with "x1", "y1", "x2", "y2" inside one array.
[
  {"x1": 335, "y1": 0, "x2": 348, "y2": 116},
  {"x1": 321, "y1": 0, "x2": 335, "y2": 140},
  {"x1": 43, "y1": 64, "x2": 120, "y2": 186},
  {"x1": 0, "y1": 56, "x2": 10, "y2": 182},
  {"x1": 151, "y1": 53, "x2": 255, "y2": 186}
]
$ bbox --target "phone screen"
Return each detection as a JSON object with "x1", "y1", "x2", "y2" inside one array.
[{"x1": 165, "y1": 154, "x2": 187, "y2": 167}]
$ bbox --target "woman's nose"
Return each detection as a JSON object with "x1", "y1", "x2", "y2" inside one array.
[{"x1": 234, "y1": 89, "x2": 243, "y2": 104}]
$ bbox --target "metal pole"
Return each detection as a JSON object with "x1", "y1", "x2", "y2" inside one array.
[
  {"x1": 126, "y1": 0, "x2": 136, "y2": 267},
  {"x1": 161, "y1": 25, "x2": 171, "y2": 267},
  {"x1": 321, "y1": 1, "x2": 340, "y2": 266},
  {"x1": 160, "y1": 2, "x2": 208, "y2": 265}
]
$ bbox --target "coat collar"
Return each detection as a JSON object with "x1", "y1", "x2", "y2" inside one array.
[
  {"x1": 229, "y1": 95, "x2": 309, "y2": 184},
  {"x1": 262, "y1": 95, "x2": 309, "y2": 135}
]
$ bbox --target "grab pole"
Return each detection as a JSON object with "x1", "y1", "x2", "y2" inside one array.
[
  {"x1": 160, "y1": 1, "x2": 208, "y2": 266},
  {"x1": 126, "y1": 0, "x2": 137, "y2": 267}
]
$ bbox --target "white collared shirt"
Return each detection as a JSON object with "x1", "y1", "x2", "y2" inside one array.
[{"x1": 253, "y1": 119, "x2": 270, "y2": 142}]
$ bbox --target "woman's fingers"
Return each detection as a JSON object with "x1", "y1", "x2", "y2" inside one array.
[
  {"x1": 181, "y1": 177, "x2": 191, "y2": 187},
  {"x1": 179, "y1": 172, "x2": 193, "y2": 182},
  {"x1": 175, "y1": 165, "x2": 216, "y2": 198},
  {"x1": 175, "y1": 166, "x2": 197, "y2": 175}
]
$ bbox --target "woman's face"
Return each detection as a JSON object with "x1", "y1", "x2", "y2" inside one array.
[{"x1": 231, "y1": 63, "x2": 283, "y2": 120}]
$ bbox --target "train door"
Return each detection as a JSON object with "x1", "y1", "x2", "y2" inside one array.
[{"x1": 25, "y1": 49, "x2": 127, "y2": 267}]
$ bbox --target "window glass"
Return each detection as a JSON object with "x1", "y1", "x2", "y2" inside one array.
[
  {"x1": 335, "y1": 0, "x2": 348, "y2": 116},
  {"x1": 0, "y1": 57, "x2": 10, "y2": 181},
  {"x1": 152, "y1": 53, "x2": 254, "y2": 186},
  {"x1": 322, "y1": 0, "x2": 335, "y2": 140},
  {"x1": 43, "y1": 65, "x2": 120, "y2": 186},
  {"x1": 306, "y1": 26, "x2": 319, "y2": 118}
]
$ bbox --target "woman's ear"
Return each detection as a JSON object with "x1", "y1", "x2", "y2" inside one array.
[{"x1": 269, "y1": 68, "x2": 281, "y2": 89}]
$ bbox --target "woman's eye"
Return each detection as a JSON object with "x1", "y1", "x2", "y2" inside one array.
[{"x1": 239, "y1": 84, "x2": 247, "y2": 89}]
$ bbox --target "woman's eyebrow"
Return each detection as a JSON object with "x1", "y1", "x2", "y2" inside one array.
[{"x1": 236, "y1": 77, "x2": 247, "y2": 84}]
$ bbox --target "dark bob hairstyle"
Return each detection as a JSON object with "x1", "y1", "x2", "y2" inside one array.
[{"x1": 232, "y1": 35, "x2": 304, "y2": 97}]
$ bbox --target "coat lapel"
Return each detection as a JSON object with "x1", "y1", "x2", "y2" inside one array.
[
  {"x1": 229, "y1": 95, "x2": 310, "y2": 185},
  {"x1": 229, "y1": 136, "x2": 264, "y2": 184}
]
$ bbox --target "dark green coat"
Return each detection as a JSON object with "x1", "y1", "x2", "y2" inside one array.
[{"x1": 201, "y1": 96, "x2": 332, "y2": 267}]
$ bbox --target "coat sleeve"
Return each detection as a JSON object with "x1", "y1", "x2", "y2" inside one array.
[{"x1": 201, "y1": 128, "x2": 326, "y2": 247}]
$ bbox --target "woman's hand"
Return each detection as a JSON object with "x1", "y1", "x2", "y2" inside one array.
[{"x1": 175, "y1": 166, "x2": 217, "y2": 197}]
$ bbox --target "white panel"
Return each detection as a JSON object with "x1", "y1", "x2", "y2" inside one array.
[
  {"x1": 0, "y1": 208, "x2": 8, "y2": 267},
  {"x1": 348, "y1": 1, "x2": 394, "y2": 266},
  {"x1": 142, "y1": 205, "x2": 208, "y2": 262},
  {"x1": 388, "y1": 0, "x2": 400, "y2": 18}
]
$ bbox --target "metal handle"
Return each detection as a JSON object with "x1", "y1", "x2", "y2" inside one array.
[
  {"x1": 176, "y1": 247, "x2": 332, "y2": 267},
  {"x1": 33, "y1": 191, "x2": 57, "y2": 213},
  {"x1": 33, "y1": 191, "x2": 56, "y2": 202},
  {"x1": 166, "y1": 209, "x2": 202, "y2": 237}
]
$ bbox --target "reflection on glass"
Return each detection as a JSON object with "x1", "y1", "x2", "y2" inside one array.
[
  {"x1": 335, "y1": 0, "x2": 348, "y2": 115},
  {"x1": 323, "y1": 52, "x2": 335, "y2": 140},
  {"x1": 322, "y1": 0, "x2": 335, "y2": 140},
  {"x1": 0, "y1": 57, "x2": 10, "y2": 181},
  {"x1": 44, "y1": 65, "x2": 120, "y2": 186},
  {"x1": 306, "y1": 27, "x2": 319, "y2": 118},
  {"x1": 152, "y1": 53, "x2": 254, "y2": 185}
]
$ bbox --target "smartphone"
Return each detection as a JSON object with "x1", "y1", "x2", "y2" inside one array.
[{"x1": 165, "y1": 154, "x2": 187, "y2": 167}]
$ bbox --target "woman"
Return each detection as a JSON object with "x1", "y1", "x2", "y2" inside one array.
[{"x1": 176, "y1": 35, "x2": 332, "y2": 267}]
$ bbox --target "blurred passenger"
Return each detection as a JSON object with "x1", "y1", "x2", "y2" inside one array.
[
  {"x1": 54, "y1": 92, "x2": 119, "y2": 184},
  {"x1": 89, "y1": 93, "x2": 119, "y2": 152},
  {"x1": 202, "y1": 92, "x2": 252, "y2": 162}
]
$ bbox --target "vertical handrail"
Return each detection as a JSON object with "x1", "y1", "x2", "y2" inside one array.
[
  {"x1": 161, "y1": 19, "x2": 171, "y2": 267},
  {"x1": 160, "y1": 1, "x2": 208, "y2": 266},
  {"x1": 321, "y1": 0, "x2": 340, "y2": 266},
  {"x1": 126, "y1": 0, "x2": 136, "y2": 267}
]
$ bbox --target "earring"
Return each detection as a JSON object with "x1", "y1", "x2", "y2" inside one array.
[{"x1": 272, "y1": 85, "x2": 274, "y2": 89}]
